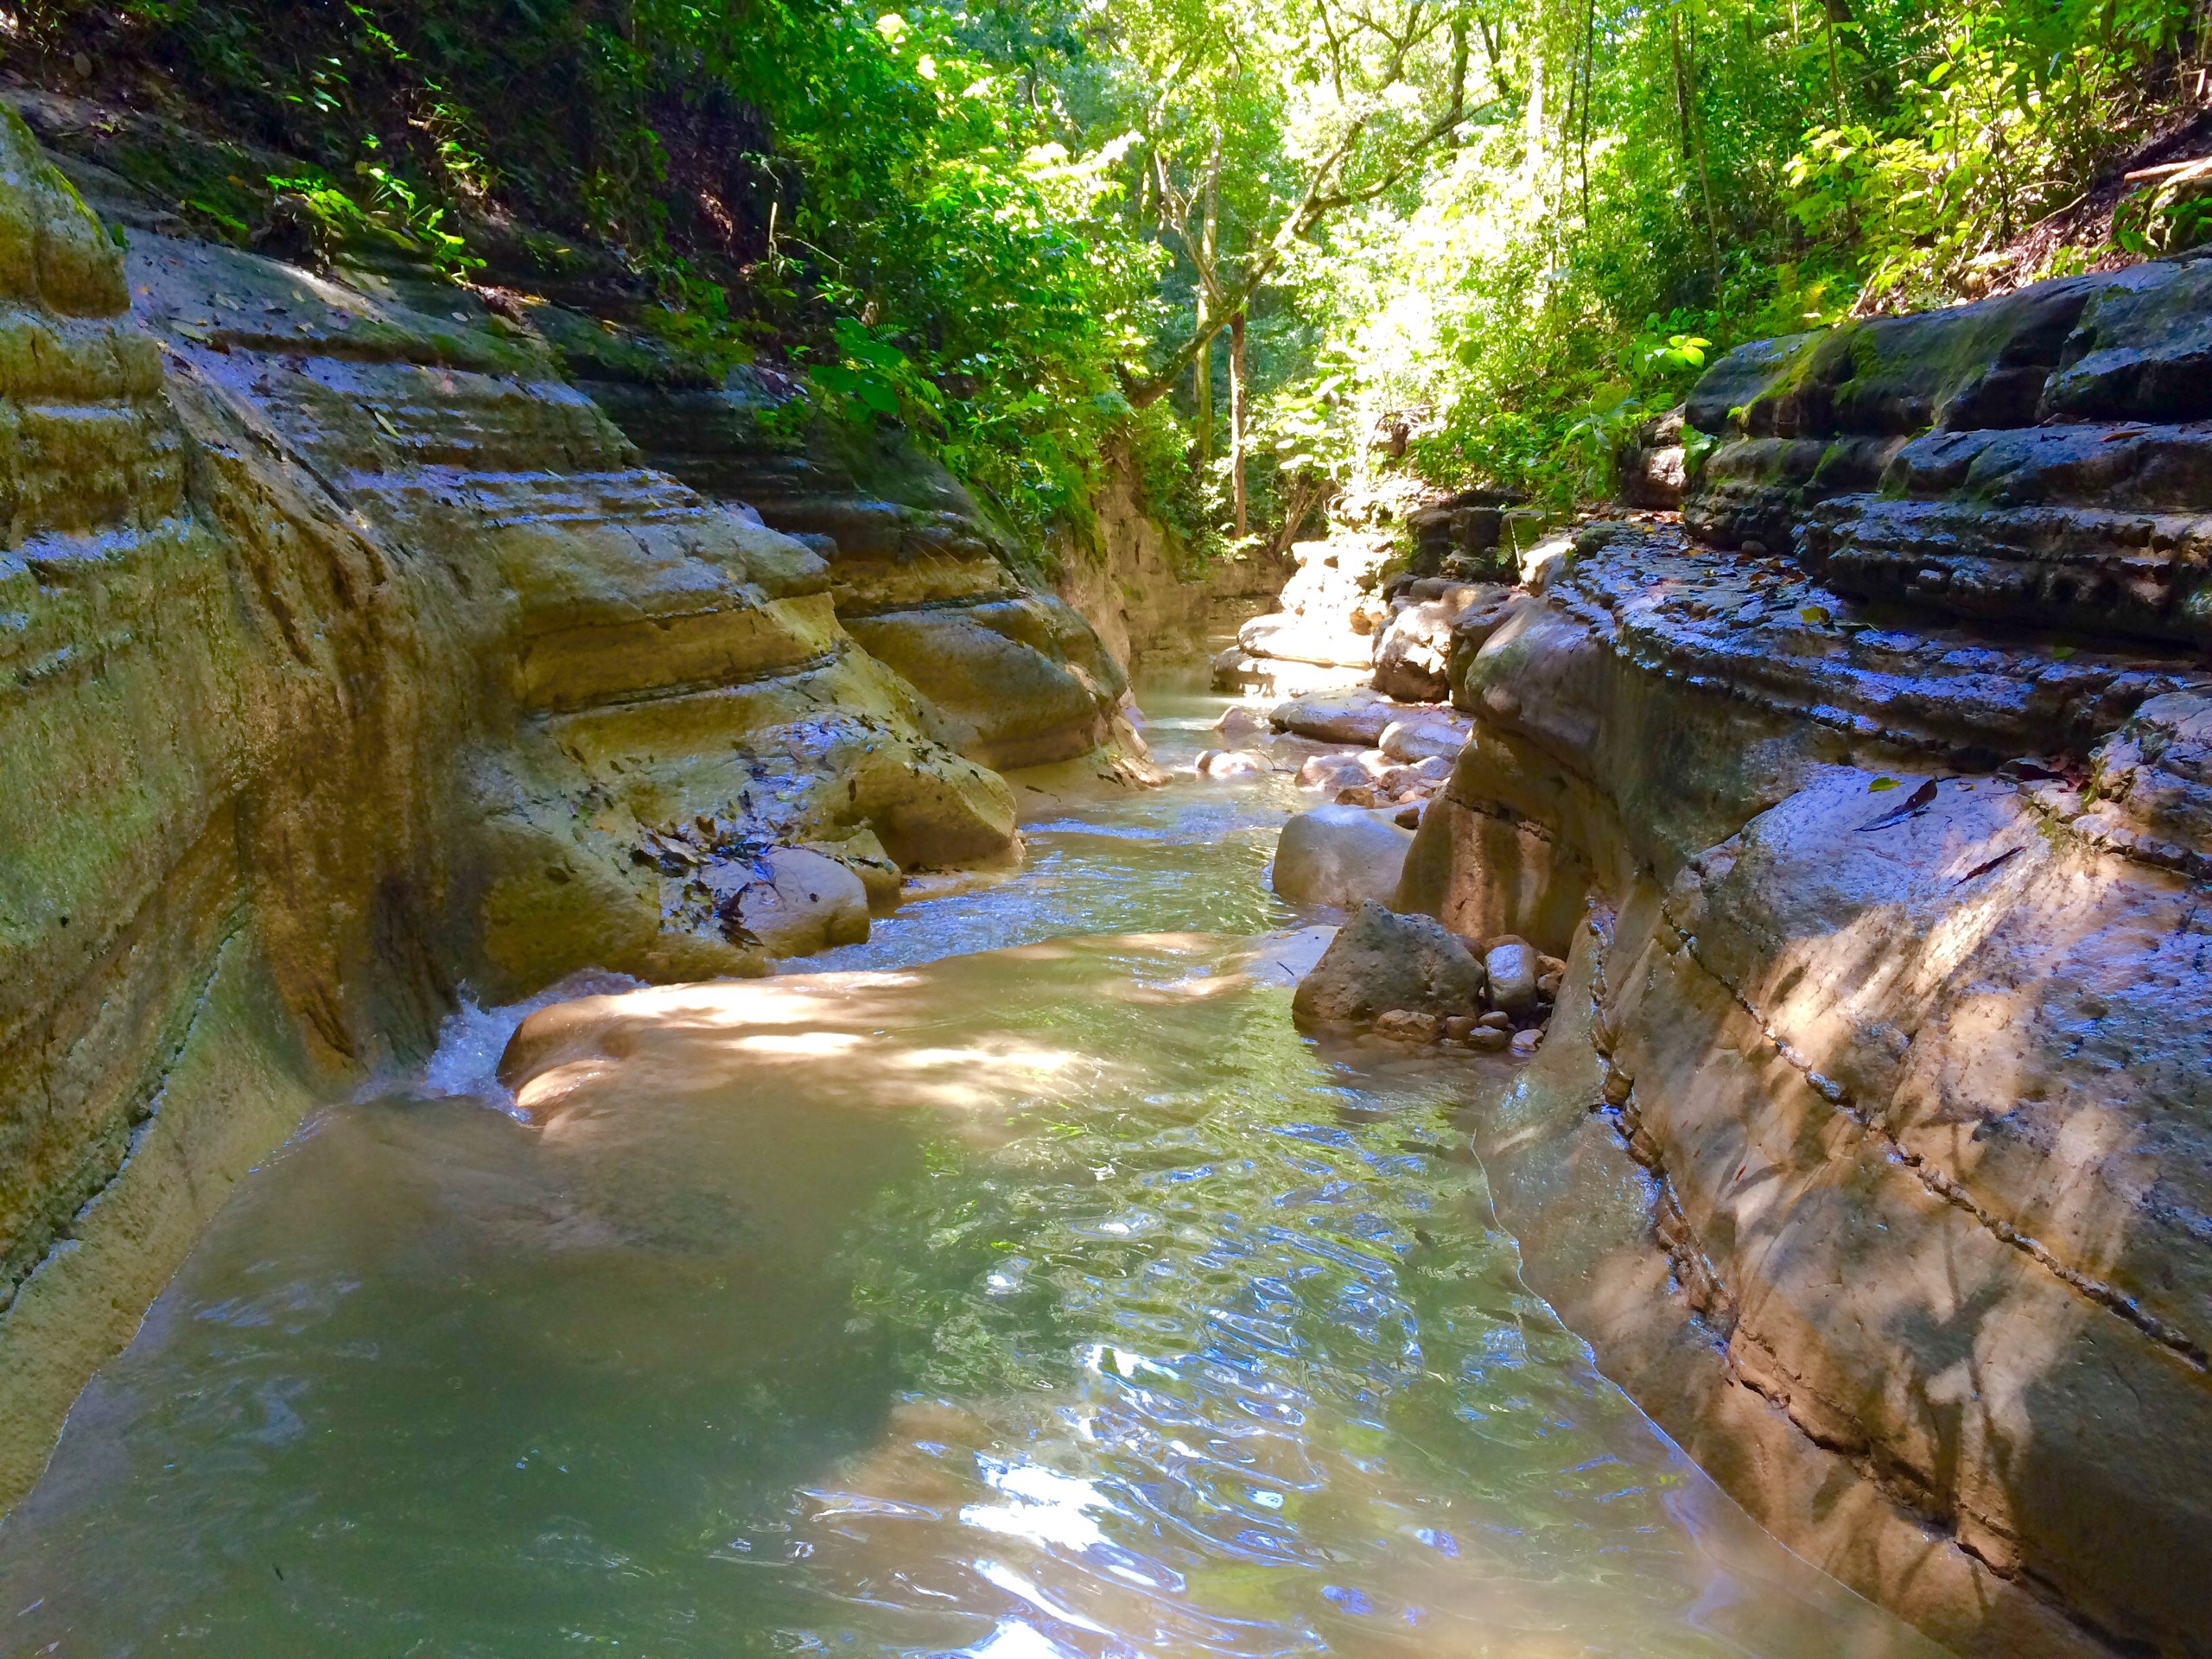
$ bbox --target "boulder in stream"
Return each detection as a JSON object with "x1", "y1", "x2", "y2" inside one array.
[
  {"x1": 1373, "y1": 582, "x2": 1515, "y2": 702},
  {"x1": 713, "y1": 847, "x2": 872, "y2": 957},
  {"x1": 1270, "y1": 689, "x2": 1401, "y2": 746},
  {"x1": 1481, "y1": 936, "x2": 1540, "y2": 1016},
  {"x1": 1270, "y1": 804, "x2": 1414, "y2": 908},
  {"x1": 1378, "y1": 714, "x2": 1472, "y2": 764},
  {"x1": 1291, "y1": 900, "x2": 1488, "y2": 1032},
  {"x1": 1195, "y1": 747, "x2": 1271, "y2": 779}
]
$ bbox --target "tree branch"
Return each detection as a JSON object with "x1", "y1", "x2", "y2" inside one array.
[{"x1": 1119, "y1": 3, "x2": 1480, "y2": 409}]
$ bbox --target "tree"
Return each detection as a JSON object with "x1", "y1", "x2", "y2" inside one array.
[
  {"x1": 1097, "y1": 0, "x2": 1495, "y2": 526},
  {"x1": 1114, "y1": 0, "x2": 1490, "y2": 409}
]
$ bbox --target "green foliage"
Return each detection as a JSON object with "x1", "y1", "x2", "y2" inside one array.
[
  {"x1": 2114, "y1": 158, "x2": 2212, "y2": 255},
  {"x1": 810, "y1": 317, "x2": 942, "y2": 425},
  {"x1": 18, "y1": 0, "x2": 2208, "y2": 541},
  {"x1": 1274, "y1": 0, "x2": 2203, "y2": 507},
  {"x1": 1563, "y1": 390, "x2": 1657, "y2": 499},
  {"x1": 266, "y1": 138, "x2": 480, "y2": 277}
]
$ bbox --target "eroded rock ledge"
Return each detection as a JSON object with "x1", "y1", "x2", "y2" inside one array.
[
  {"x1": 0, "y1": 104, "x2": 1150, "y2": 1509},
  {"x1": 1399, "y1": 261, "x2": 2212, "y2": 1658}
]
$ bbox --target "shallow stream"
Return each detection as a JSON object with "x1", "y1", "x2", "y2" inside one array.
[{"x1": 0, "y1": 665, "x2": 1941, "y2": 1658}]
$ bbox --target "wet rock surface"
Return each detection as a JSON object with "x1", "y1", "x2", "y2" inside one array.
[
  {"x1": 1269, "y1": 805, "x2": 1414, "y2": 908},
  {"x1": 1371, "y1": 579, "x2": 1516, "y2": 702},
  {"x1": 1239, "y1": 252, "x2": 2212, "y2": 1657},
  {"x1": 10, "y1": 70, "x2": 2212, "y2": 1659},
  {"x1": 1289, "y1": 901, "x2": 1485, "y2": 1030},
  {"x1": 1287, "y1": 899, "x2": 1561, "y2": 1057},
  {"x1": 1480, "y1": 936, "x2": 1540, "y2": 1015}
]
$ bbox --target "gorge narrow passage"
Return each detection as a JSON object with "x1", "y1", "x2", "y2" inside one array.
[{"x1": 0, "y1": 664, "x2": 1936, "y2": 1658}]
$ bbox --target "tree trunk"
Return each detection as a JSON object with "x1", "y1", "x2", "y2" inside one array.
[
  {"x1": 1671, "y1": 9, "x2": 1722, "y2": 279},
  {"x1": 1580, "y1": 0, "x2": 1598, "y2": 219},
  {"x1": 1229, "y1": 309, "x2": 1249, "y2": 540},
  {"x1": 1825, "y1": 5, "x2": 1842, "y2": 122},
  {"x1": 1522, "y1": 41, "x2": 1546, "y2": 182},
  {"x1": 1192, "y1": 137, "x2": 1223, "y2": 468},
  {"x1": 1192, "y1": 303, "x2": 1213, "y2": 466}
]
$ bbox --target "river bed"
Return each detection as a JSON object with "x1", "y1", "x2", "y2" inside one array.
[{"x1": 0, "y1": 664, "x2": 1942, "y2": 1658}]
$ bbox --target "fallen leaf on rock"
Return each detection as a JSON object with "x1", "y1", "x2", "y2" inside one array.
[
  {"x1": 1954, "y1": 846, "x2": 2024, "y2": 885},
  {"x1": 1858, "y1": 779, "x2": 1940, "y2": 830}
]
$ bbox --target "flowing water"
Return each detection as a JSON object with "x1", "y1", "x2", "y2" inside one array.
[{"x1": 0, "y1": 664, "x2": 1942, "y2": 1658}]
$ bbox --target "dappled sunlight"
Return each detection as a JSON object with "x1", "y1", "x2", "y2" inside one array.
[
  {"x1": 502, "y1": 936, "x2": 1300, "y2": 1134},
  {"x1": 0, "y1": 664, "x2": 1937, "y2": 1656},
  {"x1": 505, "y1": 925, "x2": 1298, "y2": 1132},
  {"x1": 1628, "y1": 766, "x2": 2212, "y2": 1643},
  {"x1": 5, "y1": 0, "x2": 2202, "y2": 1646}
]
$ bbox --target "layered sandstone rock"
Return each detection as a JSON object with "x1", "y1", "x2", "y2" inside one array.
[
  {"x1": 1687, "y1": 257, "x2": 2212, "y2": 649},
  {"x1": 1054, "y1": 450, "x2": 1290, "y2": 667},
  {"x1": 124, "y1": 231, "x2": 1020, "y2": 987},
  {"x1": 1393, "y1": 271, "x2": 2212, "y2": 1655},
  {"x1": 586, "y1": 377, "x2": 1132, "y2": 769},
  {"x1": 0, "y1": 104, "x2": 1138, "y2": 1512},
  {"x1": 0, "y1": 104, "x2": 455, "y2": 1505}
]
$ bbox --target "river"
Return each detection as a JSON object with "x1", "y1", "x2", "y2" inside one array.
[{"x1": 0, "y1": 663, "x2": 1942, "y2": 1658}]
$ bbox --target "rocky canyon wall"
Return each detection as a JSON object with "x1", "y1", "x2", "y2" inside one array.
[
  {"x1": 1052, "y1": 448, "x2": 1293, "y2": 669},
  {"x1": 1402, "y1": 262, "x2": 2212, "y2": 1656},
  {"x1": 0, "y1": 101, "x2": 1147, "y2": 1511}
]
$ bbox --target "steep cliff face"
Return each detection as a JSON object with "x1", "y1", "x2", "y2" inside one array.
[
  {"x1": 1401, "y1": 266, "x2": 2212, "y2": 1657},
  {"x1": 0, "y1": 106, "x2": 1136, "y2": 1510},
  {"x1": 0, "y1": 103, "x2": 461, "y2": 1505},
  {"x1": 1051, "y1": 451, "x2": 1292, "y2": 669}
]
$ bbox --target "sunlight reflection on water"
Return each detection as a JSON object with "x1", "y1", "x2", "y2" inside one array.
[{"x1": 0, "y1": 664, "x2": 1943, "y2": 1659}]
